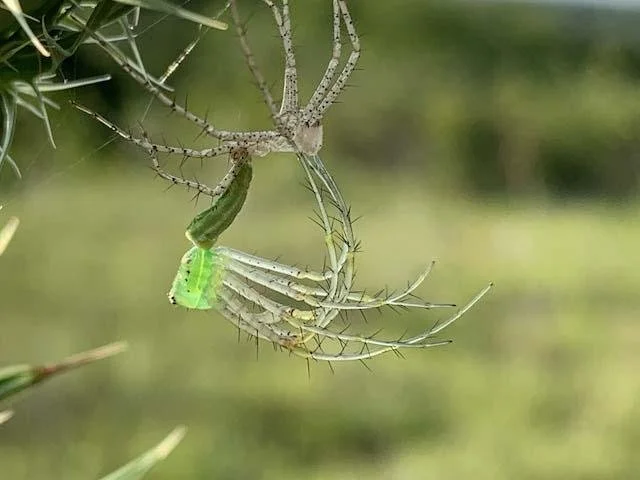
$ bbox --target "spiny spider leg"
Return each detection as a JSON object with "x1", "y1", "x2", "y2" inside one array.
[
  {"x1": 217, "y1": 246, "x2": 334, "y2": 281},
  {"x1": 226, "y1": 255, "x2": 453, "y2": 312},
  {"x1": 218, "y1": 289, "x2": 293, "y2": 343},
  {"x1": 302, "y1": 0, "x2": 342, "y2": 123},
  {"x1": 72, "y1": 101, "x2": 235, "y2": 158},
  {"x1": 72, "y1": 16, "x2": 264, "y2": 143},
  {"x1": 305, "y1": 0, "x2": 361, "y2": 127},
  {"x1": 299, "y1": 154, "x2": 356, "y2": 328},
  {"x1": 226, "y1": 257, "x2": 454, "y2": 310},
  {"x1": 230, "y1": 0, "x2": 282, "y2": 130},
  {"x1": 262, "y1": 0, "x2": 299, "y2": 116},
  {"x1": 221, "y1": 275, "x2": 451, "y2": 355}
]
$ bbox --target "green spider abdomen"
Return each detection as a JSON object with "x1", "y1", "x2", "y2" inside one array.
[
  {"x1": 168, "y1": 247, "x2": 227, "y2": 310},
  {"x1": 185, "y1": 158, "x2": 253, "y2": 250}
]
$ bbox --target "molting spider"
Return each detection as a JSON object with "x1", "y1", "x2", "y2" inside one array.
[
  {"x1": 168, "y1": 150, "x2": 491, "y2": 361},
  {"x1": 72, "y1": 1, "x2": 492, "y2": 362}
]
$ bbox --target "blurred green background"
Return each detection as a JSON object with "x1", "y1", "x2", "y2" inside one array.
[{"x1": 2, "y1": 0, "x2": 640, "y2": 478}]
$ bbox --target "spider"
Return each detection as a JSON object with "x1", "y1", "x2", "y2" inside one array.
[
  {"x1": 73, "y1": 1, "x2": 492, "y2": 361},
  {"x1": 167, "y1": 150, "x2": 492, "y2": 361},
  {"x1": 73, "y1": 0, "x2": 359, "y2": 171}
]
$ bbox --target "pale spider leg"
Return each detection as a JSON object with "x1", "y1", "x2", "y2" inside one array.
[
  {"x1": 221, "y1": 273, "x2": 448, "y2": 354},
  {"x1": 218, "y1": 291, "x2": 295, "y2": 344},
  {"x1": 230, "y1": 0, "x2": 283, "y2": 130},
  {"x1": 217, "y1": 290, "x2": 350, "y2": 357},
  {"x1": 302, "y1": 0, "x2": 342, "y2": 123},
  {"x1": 219, "y1": 287, "x2": 296, "y2": 334},
  {"x1": 220, "y1": 276, "x2": 320, "y2": 350},
  {"x1": 306, "y1": 0, "x2": 361, "y2": 127},
  {"x1": 144, "y1": 136, "x2": 246, "y2": 199},
  {"x1": 223, "y1": 285, "x2": 451, "y2": 352},
  {"x1": 219, "y1": 286, "x2": 281, "y2": 325},
  {"x1": 226, "y1": 258, "x2": 450, "y2": 311},
  {"x1": 226, "y1": 257, "x2": 454, "y2": 309},
  {"x1": 284, "y1": 160, "x2": 346, "y2": 343},
  {"x1": 412, "y1": 283, "x2": 494, "y2": 342},
  {"x1": 72, "y1": 101, "x2": 237, "y2": 158},
  {"x1": 222, "y1": 272, "x2": 316, "y2": 321},
  {"x1": 292, "y1": 284, "x2": 497, "y2": 359},
  {"x1": 301, "y1": 154, "x2": 357, "y2": 327},
  {"x1": 288, "y1": 335, "x2": 450, "y2": 363},
  {"x1": 297, "y1": 154, "x2": 353, "y2": 325},
  {"x1": 289, "y1": 323, "x2": 452, "y2": 350},
  {"x1": 262, "y1": 0, "x2": 299, "y2": 115},
  {"x1": 305, "y1": 283, "x2": 493, "y2": 356},
  {"x1": 216, "y1": 246, "x2": 332, "y2": 281},
  {"x1": 298, "y1": 152, "x2": 343, "y2": 311}
]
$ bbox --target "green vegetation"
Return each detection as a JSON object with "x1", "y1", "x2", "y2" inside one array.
[
  {"x1": 1, "y1": 0, "x2": 639, "y2": 478},
  {"x1": 0, "y1": 168, "x2": 638, "y2": 479}
]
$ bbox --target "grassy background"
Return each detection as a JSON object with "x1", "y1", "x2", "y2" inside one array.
[{"x1": 2, "y1": 0, "x2": 640, "y2": 478}]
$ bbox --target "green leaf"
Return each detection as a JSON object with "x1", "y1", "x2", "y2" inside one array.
[
  {"x1": 0, "y1": 341, "x2": 127, "y2": 402},
  {"x1": 99, "y1": 426, "x2": 187, "y2": 480},
  {"x1": 0, "y1": 0, "x2": 50, "y2": 56},
  {"x1": 113, "y1": 0, "x2": 228, "y2": 30},
  {"x1": 0, "y1": 92, "x2": 19, "y2": 178}
]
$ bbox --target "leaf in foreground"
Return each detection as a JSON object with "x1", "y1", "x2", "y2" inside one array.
[
  {"x1": 0, "y1": 0, "x2": 50, "y2": 56},
  {"x1": 99, "y1": 426, "x2": 187, "y2": 480},
  {"x1": 0, "y1": 341, "x2": 127, "y2": 402}
]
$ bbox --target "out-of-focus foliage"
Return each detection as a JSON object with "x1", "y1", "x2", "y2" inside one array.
[
  {"x1": 0, "y1": 342, "x2": 126, "y2": 401},
  {"x1": 0, "y1": 0, "x2": 227, "y2": 178},
  {"x1": 0, "y1": 217, "x2": 182, "y2": 479},
  {"x1": 0, "y1": 1, "x2": 639, "y2": 479},
  {"x1": 98, "y1": 426, "x2": 186, "y2": 480}
]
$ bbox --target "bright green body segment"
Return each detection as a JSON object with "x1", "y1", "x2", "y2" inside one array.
[
  {"x1": 168, "y1": 246, "x2": 227, "y2": 310},
  {"x1": 186, "y1": 160, "x2": 252, "y2": 249}
]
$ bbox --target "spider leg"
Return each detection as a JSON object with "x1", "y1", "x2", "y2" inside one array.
[
  {"x1": 222, "y1": 273, "x2": 317, "y2": 321},
  {"x1": 230, "y1": 0, "x2": 283, "y2": 130},
  {"x1": 145, "y1": 135, "x2": 233, "y2": 198},
  {"x1": 218, "y1": 289, "x2": 297, "y2": 344},
  {"x1": 299, "y1": 153, "x2": 342, "y2": 305},
  {"x1": 306, "y1": 0, "x2": 361, "y2": 127},
  {"x1": 226, "y1": 257, "x2": 451, "y2": 308},
  {"x1": 72, "y1": 101, "x2": 235, "y2": 158},
  {"x1": 262, "y1": 0, "x2": 299, "y2": 116},
  {"x1": 78, "y1": 26, "x2": 244, "y2": 141},
  {"x1": 216, "y1": 246, "x2": 332, "y2": 281},
  {"x1": 223, "y1": 279, "x2": 453, "y2": 356},
  {"x1": 302, "y1": 0, "x2": 342, "y2": 124},
  {"x1": 301, "y1": 154, "x2": 356, "y2": 326},
  {"x1": 226, "y1": 257, "x2": 450, "y2": 311}
]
